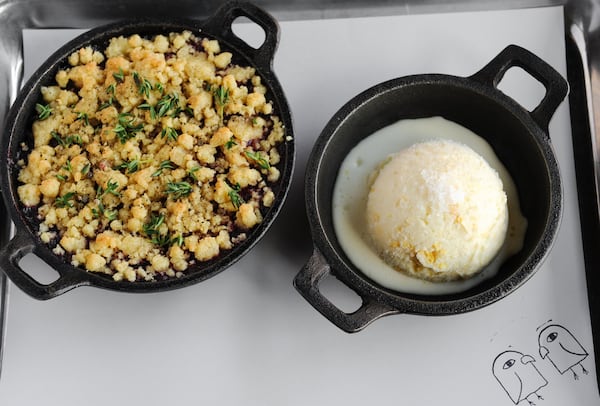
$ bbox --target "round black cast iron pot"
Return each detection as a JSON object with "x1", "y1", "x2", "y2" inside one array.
[
  {"x1": 0, "y1": 1, "x2": 295, "y2": 299},
  {"x1": 294, "y1": 45, "x2": 568, "y2": 333}
]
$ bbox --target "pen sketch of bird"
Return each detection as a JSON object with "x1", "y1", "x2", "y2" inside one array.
[
  {"x1": 538, "y1": 324, "x2": 588, "y2": 380},
  {"x1": 493, "y1": 350, "x2": 548, "y2": 405}
]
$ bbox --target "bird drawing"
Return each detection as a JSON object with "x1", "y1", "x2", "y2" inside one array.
[
  {"x1": 493, "y1": 350, "x2": 548, "y2": 405},
  {"x1": 538, "y1": 324, "x2": 588, "y2": 380}
]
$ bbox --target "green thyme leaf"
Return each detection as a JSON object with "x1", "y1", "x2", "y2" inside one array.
[
  {"x1": 156, "y1": 93, "x2": 180, "y2": 118},
  {"x1": 114, "y1": 113, "x2": 143, "y2": 143},
  {"x1": 165, "y1": 181, "x2": 192, "y2": 199},
  {"x1": 132, "y1": 71, "x2": 140, "y2": 84},
  {"x1": 97, "y1": 179, "x2": 121, "y2": 199},
  {"x1": 225, "y1": 136, "x2": 237, "y2": 150},
  {"x1": 113, "y1": 68, "x2": 125, "y2": 83},
  {"x1": 152, "y1": 234, "x2": 172, "y2": 247},
  {"x1": 143, "y1": 213, "x2": 165, "y2": 237},
  {"x1": 81, "y1": 163, "x2": 91, "y2": 176},
  {"x1": 171, "y1": 234, "x2": 184, "y2": 247},
  {"x1": 36, "y1": 103, "x2": 52, "y2": 120},
  {"x1": 138, "y1": 103, "x2": 157, "y2": 120},
  {"x1": 76, "y1": 111, "x2": 90, "y2": 126},
  {"x1": 51, "y1": 131, "x2": 64, "y2": 147},
  {"x1": 104, "y1": 209, "x2": 118, "y2": 221},
  {"x1": 152, "y1": 160, "x2": 175, "y2": 177},
  {"x1": 119, "y1": 113, "x2": 143, "y2": 130},
  {"x1": 213, "y1": 85, "x2": 229, "y2": 122},
  {"x1": 92, "y1": 202, "x2": 117, "y2": 221},
  {"x1": 67, "y1": 135, "x2": 83, "y2": 146},
  {"x1": 160, "y1": 126, "x2": 178, "y2": 142},
  {"x1": 245, "y1": 150, "x2": 270, "y2": 170},
  {"x1": 116, "y1": 158, "x2": 140, "y2": 174},
  {"x1": 113, "y1": 123, "x2": 128, "y2": 143},
  {"x1": 62, "y1": 159, "x2": 72, "y2": 173},
  {"x1": 99, "y1": 100, "x2": 112, "y2": 110},
  {"x1": 55, "y1": 192, "x2": 75, "y2": 208},
  {"x1": 132, "y1": 71, "x2": 153, "y2": 98},
  {"x1": 51, "y1": 131, "x2": 82, "y2": 147},
  {"x1": 228, "y1": 182, "x2": 243, "y2": 209},
  {"x1": 140, "y1": 79, "x2": 152, "y2": 98},
  {"x1": 187, "y1": 166, "x2": 200, "y2": 181}
]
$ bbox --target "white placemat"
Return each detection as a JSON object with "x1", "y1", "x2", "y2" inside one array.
[{"x1": 1, "y1": 6, "x2": 596, "y2": 406}]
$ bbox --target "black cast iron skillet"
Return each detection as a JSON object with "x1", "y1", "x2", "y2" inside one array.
[
  {"x1": 294, "y1": 45, "x2": 568, "y2": 333},
  {"x1": 0, "y1": 1, "x2": 294, "y2": 299}
]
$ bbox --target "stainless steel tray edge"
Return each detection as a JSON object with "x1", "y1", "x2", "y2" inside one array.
[
  {"x1": 0, "y1": 0, "x2": 598, "y2": 391},
  {"x1": 565, "y1": 17, "x2": 600, "y2": 394}
]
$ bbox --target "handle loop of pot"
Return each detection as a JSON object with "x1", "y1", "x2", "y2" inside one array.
[
  {"x1": 202, "y1": 0, "x2": 279, "y2": 70},
  {"x1": 470, "y1": 44, "x2": 568, "y2": 132},
  {"x1": 294, "y1": 248, "x2": 400, "y2": 333},
  {"x1": 0, "y1": 229, "x2": 88, "y2": 300}
]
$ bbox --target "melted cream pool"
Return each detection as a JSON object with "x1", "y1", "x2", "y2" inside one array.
[{"x1": 332, "y1": 117, "x2": 527, "y2": 295}]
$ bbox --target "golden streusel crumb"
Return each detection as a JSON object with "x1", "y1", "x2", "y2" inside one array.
[{"x1": 18, "y1": 31, "x2": 286, "y2": 281}]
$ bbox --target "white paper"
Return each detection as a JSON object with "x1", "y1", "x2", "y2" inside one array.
[{"x1": 1, "y1": 6, "x2": 597, "y2": 406}]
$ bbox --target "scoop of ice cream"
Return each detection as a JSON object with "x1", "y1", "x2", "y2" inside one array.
[{"x1": 365, "y1": 139, "x2": 508, "y2": 282}]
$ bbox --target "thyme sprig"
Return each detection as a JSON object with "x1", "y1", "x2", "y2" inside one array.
[
  {"x1": 133, "y1": 71, "x2": 153, "y2": 98},
  {"x1": 113, "y1": 68, "x2": 125, "y2": 83},
  {"x1": 160, "y1": 126, "x2": 178, "y2": 142},
  {"x1": 165, "y1": 181, "x2": 193, "y2": 199},
  {"x1": 56, "y1": 161, "x2": 72, "y2": 182},
  {"x1": 81, "y1": 163, "x2": 91, "y2": 176},
  {"x1": 76, "y1": 111, "x2": 90, "y2": 126},
  {"x1": 138, "y1": 103, "x2": 157, "y2": 120},
  {"x1": 143, "y1": 214, "x2": 181, "y2": 247},
  {"x1": 142, "y1": 214, "x2": 183, "y2": 248},
  {"x1": 152, "y1": 160, "x2": 175, "y2": 177},
  {"x1": 62, "y1": 159, "x2": 72, "y2": 173},
  {"x1": 245, "y1": 150, "x2": 270, "y2": 170},
  {"x1": 225, "y1": 136, "x2": 237, "y2": 150},
  {"x1": 171, "y1": 234, "x2": 184, "y2": 247},
  {"x1": 99, "y1": 99, "x2": 113, "y2": 110},
  {"x1": 114, "y1": 113, "x2": 143, "y2": 144},
  {"x1": 51, "y1": 131, "x2": 82, "y2": 148},
  {"x1": 142, "y1": 213, "x2": 165, "y2": 238},
  {"x1": 96, "y1": 179, "x2": 121, "y2": 199},
  {"x1": 187, "y1": 166, "x2": 200, "y2": 181},
  {"x1": 213, "y1": 85, "x2": 229, "y2": 122},
  {"x1": 228, "y1": 182, "x2": 243, "y2": 209},
  {"x1": 36, "y1": 103, "x2": 52, "y2": 120},
  {"x1": 55, "y1": 192, "x2": 75, "y2": 208},
  {"x1": 156, "y1": 92, "x2": 180, "y2": 118},
  {"x1": 152, "y1": 234, "x2": 172, "y2": 247},
  {"x1": 99, "y1": 84, "x2": 116, "y2": 110},
  {"x1": 115, "y1": 158, "x2": 142, "y2": 174},
  {"x1": 92, "y1": 202, "x2": 117, "y2": 221}
]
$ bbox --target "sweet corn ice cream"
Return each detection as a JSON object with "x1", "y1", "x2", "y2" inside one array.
[{"x1": 366, "y1": 140, "x2": 508, "y2": 282}]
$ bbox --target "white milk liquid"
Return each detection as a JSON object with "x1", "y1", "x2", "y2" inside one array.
[{"x1": 332, "y1": 117, "x2": 527, "y2": 295}]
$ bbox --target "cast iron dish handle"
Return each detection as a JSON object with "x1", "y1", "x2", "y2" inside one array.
[
  {"x1": 469, "y1": 44, "x2": 568, "y2": 131},
  {"x1": 295, "y1": 249, "x2": 400, "y2": 333},
  {"x1": 202, "y1": 0, "x2": 279, "y2": 69},
  {"x1": 0, "y1": 230, "x2": 88, "y2": 300}
]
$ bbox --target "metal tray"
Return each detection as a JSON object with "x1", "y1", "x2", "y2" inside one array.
[{"x1": 0, "y1": 0, "x2": 598, "y2": 395}]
